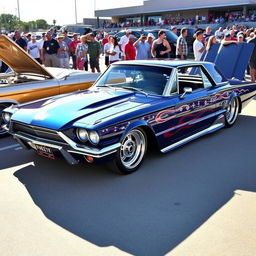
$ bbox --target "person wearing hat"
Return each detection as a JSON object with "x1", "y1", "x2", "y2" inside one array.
[
  {"x1": 120, "y1": 29, "x2": 132, "y2": 60},
  {"x1": 171, "y1": 26, "x2": 177, "y2": 35},
  {"x1": 57, "y1": 34, "x2": 70, "y2": 69},
  {"x1": 42, "y1": 31, "x2": 60, "y2": 67},
  {"x1": 27, "y1": 34, "x2": 42, "y2": 64},
  {"x1": 124, "y1": 34, "x2": 136, "y2": 60},
  {"x1": 134, "y1": 34, "x2": 151, "y2": 60},
  {"x1": 193, "y1": 30, "x2": 205, "y2": 61},
  {"x1": 146, "y1": 33, "x2": 155, "y2": 58},
  {"x1": 69, "y1": 34, "x2": 81, "y2": 69}
]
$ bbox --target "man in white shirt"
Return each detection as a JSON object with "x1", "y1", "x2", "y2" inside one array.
[
  {"x1": 119, "y1": 29, "x2": 131, "y2": 60},
  {"x1": 27, "y1": 34, "x2": 42, "y2": 63},
  {"x1": 193, "y1": 30, "x2": 205, "y2": 61}
]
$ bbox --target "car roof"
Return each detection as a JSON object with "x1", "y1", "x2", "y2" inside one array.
[{"x1": 112, "y1": 60, "x2": 213, "y2": 68}]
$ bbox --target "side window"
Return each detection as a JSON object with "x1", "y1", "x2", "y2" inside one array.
[
  {"x1": 177, "y1": 66, "x2": 214, "y2": 94},
  {"x1": 201, "y1": 71, "x2": 213, "y2": 88},
  {"x1": 177, "y1": 66, "x2": 204, "y2": 94}
]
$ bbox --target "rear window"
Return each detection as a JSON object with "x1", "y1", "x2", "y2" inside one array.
[{"x1": 208, "y1": 65, "x2": 227, "y2": 84}]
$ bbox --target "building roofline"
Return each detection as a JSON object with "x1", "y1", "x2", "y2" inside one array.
[{"x1": 95, "y1": 2, "x2": 254, "y2": 17}]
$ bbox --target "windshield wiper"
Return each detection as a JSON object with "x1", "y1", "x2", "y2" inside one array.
[{"x1": 121, "y1": 86, "x2": 148, "y2": 96}]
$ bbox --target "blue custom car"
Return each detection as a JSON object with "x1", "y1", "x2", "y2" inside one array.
[{"x1": 2, "y1": 60, "x2": 256, "y2": 174}]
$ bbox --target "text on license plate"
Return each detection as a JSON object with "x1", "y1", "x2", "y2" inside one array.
[{"x1": 35, "y1": 144, "x2": 55, "y2": 160}]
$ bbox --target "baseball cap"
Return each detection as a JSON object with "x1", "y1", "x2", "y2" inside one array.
[
  {"x1": 147, "y1": 33, "x2": 155, "y2": 39},
  {"x1": 129, "y1": 34, "x2": 136, "y2": 39},
  {"x1": 127, "y1": 29, "x2": 132, "y2": 33}
]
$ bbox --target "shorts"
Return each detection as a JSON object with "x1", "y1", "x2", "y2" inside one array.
[
  {"x1": 105, "y1": 56, "x2": 109, "y2": 66},
  {"x1": 90, "y1": 58, "x2": 100, "y2": 70}
]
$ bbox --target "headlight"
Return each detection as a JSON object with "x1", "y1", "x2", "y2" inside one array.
[
  {"x1": 76, "y1": 128, "x2": 88, "y2": 142},
  {"x1": 89, "y1": 130, "x2": 100, "y2": 145},
  {"x1": 2, "y1": 112, "x2": 12, "y2": 124}
]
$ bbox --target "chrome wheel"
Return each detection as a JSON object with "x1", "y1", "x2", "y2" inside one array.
[
  {"x1": 120, "y1": 129, "x2": 146, "y2": 170},
  {"x1": 225, "y1": 97, "x2": 239, "y2": 127},
  {"x1": 111, "y1": 128, "x2": 148, "y2": 174}
]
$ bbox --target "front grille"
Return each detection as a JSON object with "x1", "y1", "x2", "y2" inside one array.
[{"x1": 11, "y1": 121, "x2": 67, "y2": 144}]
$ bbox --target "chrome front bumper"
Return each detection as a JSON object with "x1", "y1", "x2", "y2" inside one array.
[{"x1": 13, "y1": 132, "x2": 120, "y2": 165}]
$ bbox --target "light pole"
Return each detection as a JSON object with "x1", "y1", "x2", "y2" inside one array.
[
  {"x1": 17, "y1": 0, "x2": 20, "y2": 20},
  {"x1": 74, "y1": 0, "x2": 78, "y2": 24}
]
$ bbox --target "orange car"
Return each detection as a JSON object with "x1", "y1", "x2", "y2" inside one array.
[{"x1": 0, "y1": 35, "x2": 100, "y2": 135}]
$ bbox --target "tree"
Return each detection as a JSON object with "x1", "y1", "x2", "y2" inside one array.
[
  {"x1": 0, "y1": 14, "x2": 49, "y2": 32},
  {"x1": 36, "y1": 19, "x2": 48, "y2": 29},
  {"x1": 0, "y1": 14, "x2": 20, "y2": 31}
]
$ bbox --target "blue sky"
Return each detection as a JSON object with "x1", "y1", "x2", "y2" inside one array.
[{"x1": 0, "y1": 0, "x2": 144, "y2": 25}]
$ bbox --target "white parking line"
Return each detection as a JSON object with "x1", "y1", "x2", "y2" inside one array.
[
  {"x1": 14, "y1": 147, "x2": 23, "y2": 151},
  {"x1": 0, "y1": 144, "x2": 20, "y2": 151}
]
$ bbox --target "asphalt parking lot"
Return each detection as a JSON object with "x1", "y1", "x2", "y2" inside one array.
[{"x1": 0, "y1": 92, "x2": 256, "y2": 255}]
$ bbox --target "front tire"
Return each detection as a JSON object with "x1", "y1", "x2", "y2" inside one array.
[
  {"x1": 113, "y1": 128, "x2": 147, "y2": 174},
  {"x1": 225, "y1": 97, "x2": 239, "y2": 127}
]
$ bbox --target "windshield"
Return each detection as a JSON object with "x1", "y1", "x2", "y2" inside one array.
[{"x1": 94, "y1": 64, "x2": 172, "y2": 95}]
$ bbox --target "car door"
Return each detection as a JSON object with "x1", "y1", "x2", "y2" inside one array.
[{"x1": 170, "y1": 65, "x2": 218, "y2": 143}]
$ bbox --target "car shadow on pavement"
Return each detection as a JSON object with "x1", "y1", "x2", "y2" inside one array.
[{"x1": 13, "y1": 114, "x2": 256, "y2": 256}]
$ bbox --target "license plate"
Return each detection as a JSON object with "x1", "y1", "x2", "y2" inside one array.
[{"x1": 35, "y1": 144, "x2": 55, "y2": 160}]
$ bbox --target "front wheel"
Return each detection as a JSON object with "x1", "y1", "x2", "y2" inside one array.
[
  {"x1": 113, "y1": 128, "x2": 147, "y2": 174},
  {"x1": 225, "y1": 97, "x2": 239, "y2": 127}
]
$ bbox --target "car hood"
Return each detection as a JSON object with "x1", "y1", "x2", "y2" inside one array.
[
  {"x1": 0, "y1": 35, "x2": 54, "y2": 78},
  {"x1": 12, "y1": 89, "x2": 157, "y2": 130}
]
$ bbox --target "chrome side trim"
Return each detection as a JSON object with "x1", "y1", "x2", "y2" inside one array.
[
  {"x1": 156, "y1": 110, "x2": 225, "y2": 137},
  {"x1": 161, "y1": 122, "x2": 224, "y2": 153}
]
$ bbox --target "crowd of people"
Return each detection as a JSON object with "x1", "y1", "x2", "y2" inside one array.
[
  {"x1": 1, "y1": 23, "x2": 256, "y2": 81},
  {"x1": 102, "y1": 11, "x2": 256, "y2": 29}
]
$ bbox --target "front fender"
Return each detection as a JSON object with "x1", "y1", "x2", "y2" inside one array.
[{"x1": 121, "y1": 120, "x2": 155, "y2": 141}]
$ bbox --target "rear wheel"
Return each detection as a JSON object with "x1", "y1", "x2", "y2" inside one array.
[
  {"x1": 0, "y1": 103, "x2": 11, "y2": 137},
  {"x1": 225, "y1": 97, "x2": 239, "y2": 127},
  {"x1": 113, "y1": 128, "x2": 147, "y2": 174}
]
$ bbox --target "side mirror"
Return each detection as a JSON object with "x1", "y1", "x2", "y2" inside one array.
[{"x1": 180, "y1": 87, "x2": 192, "y2": 99}]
